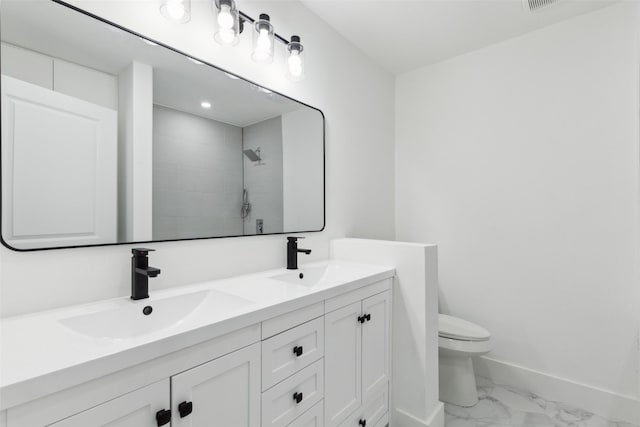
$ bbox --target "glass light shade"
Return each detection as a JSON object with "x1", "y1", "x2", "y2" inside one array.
[
  {"x1": 287, "y1": 36, "x2": 304, "y2": 81},
  {"x1": 159, "y1": 0, "x2": 191, "y2": 24},
  {"x1": 213, "y1": 0, "x2": 240, "y2": 46},
  {"x1": 251, "y1": 14, "x2": 274, "y2": 64}
]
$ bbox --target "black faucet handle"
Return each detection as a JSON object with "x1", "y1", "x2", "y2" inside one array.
[{"x1": 132, "y1": 248, "x2": 155, "y2": 256}]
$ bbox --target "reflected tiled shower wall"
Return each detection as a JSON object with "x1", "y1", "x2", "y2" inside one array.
[
  {"x1": 152, "y1": 105, "x2": 243, "y2": 239},
  {"x1": 242, "y1": 116, "x2": 284, "y2": 235}
]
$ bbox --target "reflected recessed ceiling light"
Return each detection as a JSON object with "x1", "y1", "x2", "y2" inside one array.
[
  {"x1": 189, "y1": 58, "x2": 205, "y2": 65},
  {"x1": 224, "y1": 72, "x2": 240, "y2": 80},
  {"x1": 258, "y1": 87, "x2": 272, "y2": 94},
  {"x1": 140, "y1": 38, "x2": 159, "y2": 46},
  {"x1": 201, "y1": 101, "x2": 212, "y2": 109}
]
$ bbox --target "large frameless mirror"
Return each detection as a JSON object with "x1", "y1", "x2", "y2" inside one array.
[{"x1": 0, "y1": 0, "x2": 325, "y2": 251}]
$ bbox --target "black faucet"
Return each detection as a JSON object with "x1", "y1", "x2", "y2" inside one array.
[
  {"x1": 131, "y1": 248, "x2": 161, "y2": 300},
  {"x1": 287, "y1": 237, "x2": 311, "y2": 270}
]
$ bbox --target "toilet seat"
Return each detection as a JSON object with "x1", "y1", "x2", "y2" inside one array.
[{"x1": 438, "y1": 314, "x2": 490, "y2": 342}]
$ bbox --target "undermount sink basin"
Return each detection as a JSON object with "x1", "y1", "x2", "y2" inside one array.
[
  {"x1": 269, "y1": 265, "x2": 329, "y2": 287},
  {"x1": 59, "y1": 290, "x2": 252, "y2": 340}
]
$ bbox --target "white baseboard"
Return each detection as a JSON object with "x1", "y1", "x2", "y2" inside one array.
[
  {"x1": 392, "y1": 402, "x2": 444, "y2": 427},
  {"x1": 474, "y1": 356, "x2": 640, "y2": 425}
]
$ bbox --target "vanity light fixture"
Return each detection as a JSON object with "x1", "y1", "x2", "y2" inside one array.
[
  {"x1": 159, "y1": 0, "x2": 191, "y2": 24},
  {"x1": 287, "y1": 35, "x2": 304, "y2": 81},
  {"x1": 201, "y1": 101, "x2": 212, "y2": 109},
  {"x1": 159, "y1": 0, "x2": 306, "y2": 80},
  {"x1": 213, "y1": 0, "x2": 240, "y2": 46}
]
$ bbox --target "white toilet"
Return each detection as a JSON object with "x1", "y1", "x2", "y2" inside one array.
[{"x1": 438, "y1": 314, "x2": 492, "y2": 407}]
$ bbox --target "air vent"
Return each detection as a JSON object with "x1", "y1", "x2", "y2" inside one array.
[{"x1": 522, "y1": 0, "x2": 561, "y2": 12}]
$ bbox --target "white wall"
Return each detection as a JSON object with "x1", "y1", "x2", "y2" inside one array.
[
  {"x1": 395, "y1": 2, "x2": 640, "y2": 421},
  {"x1": 0, "y1": 0, "x2": 395, "y2": 317},
  {"x1": 118, "y1": 61, "x2": 153, "y2": 242},
  {"x1": 243, "y1": 116, "x2": 284, "y2": 235},
  {"x1": 282, "y1": 108, "x2": 324, "y2": 232},
  {"x1": 153, "y1": 105, "x2": 244, "y2": 239}
]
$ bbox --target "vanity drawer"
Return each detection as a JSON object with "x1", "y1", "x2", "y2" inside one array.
[
  {"x1": 263, "y1": 302, "x2": 324, "y2": 339},
  {"x1": 286, "y1": 400, "x2": 324, "y2": 427},
  {"x1": 262, "y1": 359, "x2": 324, "y2": 427},
  {"x1": 262, "y1": 317, "x2": 324, "y2": 390},
  {"x1": 338, "y1": 386, "x2": 388, "y2": 427}
]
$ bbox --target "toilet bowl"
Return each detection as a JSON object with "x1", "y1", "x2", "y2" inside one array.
[{"x1": 438, "y1": 314, "x2": 491, "y2": 407}]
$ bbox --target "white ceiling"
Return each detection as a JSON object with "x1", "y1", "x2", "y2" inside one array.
[{"x1": 299, "y1": 0, "x2": 618, "y2": 74}]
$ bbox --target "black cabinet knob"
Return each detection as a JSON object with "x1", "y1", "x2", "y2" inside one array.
[
  {"x1": 293, "y1": 392, "x2": 303, "y2": 404},
  {"x1": 359, "y1": 419, "x2": 367, "y2": 427},
  {"x1": 156, "y1": 409, "x2": 171, "y2": 426},
  {"x1": 178, "y1": 401, "x2": 193, "y2": 418},
  {"x1": 357, "y1": 315, "x2": 365, "y2": 324},
  {"x1": 365, "y1": 313, "x2": 371, "y2": 322},
  {"x1": 293, "y1": 346, "x2": 304, "y2": 357}
]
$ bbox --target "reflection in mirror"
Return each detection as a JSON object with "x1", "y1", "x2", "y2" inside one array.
[{"x1": 0, "y1": 0, "x2": 324, "y2": 250}]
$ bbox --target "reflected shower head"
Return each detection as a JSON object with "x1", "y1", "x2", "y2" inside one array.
[{"x1": 243, "y1": 148, "x2": 261, "y2": 162}]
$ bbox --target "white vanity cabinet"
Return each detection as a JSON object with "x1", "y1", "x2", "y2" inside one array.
[
  {"x1": 14, "y1": 342, "x2": 261, "y2": 427},
  {"x1": 3, "y1": 277, "x2": 393, "y2": 427},
  {"x1": 325, "y1": 289, "x2": 390, "y2": 427}
]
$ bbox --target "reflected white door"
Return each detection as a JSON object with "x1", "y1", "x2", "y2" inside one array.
[{"x1": 1, "y1": 75, "x2": 117, "y2": 248}]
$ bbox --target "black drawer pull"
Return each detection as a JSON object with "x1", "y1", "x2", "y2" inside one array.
[
  {"x1": 293, "y1": 392, "x2": 303, "y2": 404},
  {"x1": 156, "y1": 409, "x2": 171, "y2": 426},
  {"x1": 359, "y1": 419, "x2": 367, "y2": 427},
  {"x1": 293, "y1": 346, "x2": 304, "y2": 357},
  {"x1": 178, "y1": 401, "x2": 193, "y2": 418}
]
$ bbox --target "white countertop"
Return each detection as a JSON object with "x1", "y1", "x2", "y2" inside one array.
[{"x1": 0, "y1": 260, "x2": 394, "y2": 410}]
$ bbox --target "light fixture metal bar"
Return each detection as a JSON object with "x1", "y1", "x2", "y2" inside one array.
[{"x1": 238, "y1": 11, "x2": 291, "y2": 45}]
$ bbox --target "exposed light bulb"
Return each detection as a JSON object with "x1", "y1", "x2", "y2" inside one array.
[
  {"x1": 160, "y1": 0, "x2": 190, "y2": 23},
  {"x1": 167, "y1": 1, "x2": 185, "y2": 19},
  {"x1": 288, "y1": 52, "x2": 303, "y2": 78},
  {"x1": 252, "y1": 14, "x2": 274, "y2": 64},
  {"x1": 286, "y1": 35, "x2": 304, "y2": 81},
  {"x1": 218, "y1": 4, "x2": 234, "y2": 29},
  {"x1": 254, "y1": 29, "x2": 271, "y2": 61},
  {"x1": 217, "y1": 28, "x2": 236, "y2": 44}
]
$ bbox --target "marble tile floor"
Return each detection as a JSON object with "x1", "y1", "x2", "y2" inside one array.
[{"x1": 445, "y1": 377, "x2": 638, "y2": 427}]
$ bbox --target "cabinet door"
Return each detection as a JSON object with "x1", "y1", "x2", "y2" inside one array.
[
  {"x1": 361, "y1": 291, "x2": 390, "y2": 402},
  {"x1": 325, "y1": 302, "x2": 362, "y2": 427},
  {"x1": 171, "y1": 343, "x2": 260, "y2": 427},
  {"x1": 48, "y1": 380, "x2": 169, "y2": 427}
]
